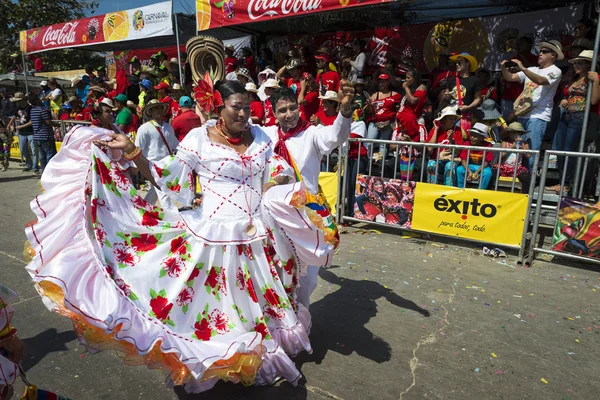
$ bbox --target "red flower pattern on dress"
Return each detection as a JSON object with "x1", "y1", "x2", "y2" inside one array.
[
  {"x1": 153, "y1": 164, "x2": 166, "y2": 178},
  {"x1": 194, "y1": 318, "x2": 212, "y2": 341},
  {"x1": 162, "y1": 257, "x2": 184, "y2": 278},
  {"x1": 114, "y1": 278, "x2": 132, "y2": 297},
  {"x1": 90, "y1": 197, "x2": 105, "y2": 225},
  {"x1": 130, "y1": 234, "x2": 159, "y2": 252},
  {"x1": 264, "y1": 288, "x2": 281, "y2": 307},
  {"x1": 170, "y1": 236, "x2": 187, "y2": 255},
  {"x1": 263, "y1": 304, "x2": 285, "y2": 321},
  {"x1": 254, "y1": 319, "x2": 270, "y2": 339},
  {"x1": 113, "y1": 243, "x2": 140, "y2": 267},
  {"x1": 111, "y1": 168, "x2": 130, "y2": 191},
  {"x1": 94, "y1": 156, "x2": 113, "y2": 185},
  {"x1": 206, "y1": 267, "x2": 219, "y2": 288},
  {"x1": 209, "y1": 310, "x2": 230, "y2": 334},
  {"x1": 246, "y1": 277, "x2": 258, "y2": 303},
  {"x1": 132, "y1": 195, "x2": 154, "y2": 211},
  {"x1": 94, "y1": 222, "x2": 107, "y2": 244},
  {"x1": 141, "y1": 210, "x2": 160, "y2": 227},
  {"x1": 176, "y1": 287, "x2": 194, "y2": 306},
  {"x1": 149, "y1": 295, "x2": 173, "y2": 321},
  {"x1": 284, "y1": 257, "x2": 295, "y2": 275},
  {"x1": 187, "y1": 265, "x2": 201, "y2": 282}
]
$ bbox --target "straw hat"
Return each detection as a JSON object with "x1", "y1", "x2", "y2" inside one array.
[
  {"x1": 478, "y1": 99, "x2": 502, "y2": 121},
  {"x1": 569, "y1": 50, "x2": 594, "y2": 64},
  {"x1": 71, "y1": 77, "x2": 83, "y2": 87},
  {"x1": 434, "y1": 106, "x2": 459, "y2": 121},
  {"x1": 569, "y1": 38, "x2": 594, "y2": 51},
  {"x1": 9, "y1": 92, "x2": 25, "y2": 102},
  {"x1": 99, "y1": 98, "x2": 115, "y2": 109},
  {"x1": 539, "y1": 40, "x2": 564, "y2": 61},
  {"x1": 245, "y1": 82, "x2": 258, "y2": 93},
  {"x1": 263, "y1": 79, "x2": 280, "y2": 89},
  {"x1": 469, "y1": 122, "x2": 490, "y2": 138},
  {"x1": 236, "y1": 68, "x2": 252, "y2": 81},
  {"x1": 449, "y1": 52, "x2": 479, "y2": 73},
  {"x1": 318, "y1": 90, "x2": 340, "y2": 102},
  {"x1": 505, "y1": 122, "x2": 527, "y2": 133},
  {"x1": 90, "y1": 86, "x2": 108, "y2": 94},
  {"x1": 142, "y1": 99, "x2": 169, "y2": 118}
]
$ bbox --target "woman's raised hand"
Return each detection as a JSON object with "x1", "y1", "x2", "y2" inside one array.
[{"x1": 93, "y1": 133, "x2": 136, "y2": 153}]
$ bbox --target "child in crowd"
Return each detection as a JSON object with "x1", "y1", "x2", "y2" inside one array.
[
  {"x1": 492, "y1": 122, "x2": 531, "y2": 193},
  {"x1": 312, "y1": 90, "x2": 339, "y2": 126},
  {"x1": 456, "y1": 122, "x2": 494, "y2": 189},
  {"x1": 474, "y1": 99, "x2": 507, "y2": 142},
  {"x1": 426, "y1": 106, "x2": 464, "y2": 185}
]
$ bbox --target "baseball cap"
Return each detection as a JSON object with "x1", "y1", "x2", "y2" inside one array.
[
  {"x1": 114, "y1": 94, "x2": 128, "y2": 103},
  {"x1": 154, "y1": 82, "x2": 170, "y2": 90},
  {"x1": 140, "y1": 79, "x2": 153, "y2": 89},
  {"x1": 179, "y1": 96, "x2": 194, "y2": 107}
]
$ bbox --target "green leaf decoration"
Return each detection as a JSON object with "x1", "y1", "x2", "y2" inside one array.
[
  {"x1": 196, "y1": 312, "x2": 203, "y2": 323},
  {"x1": 158, "y1": 289, "x2": 167, "y2": 297},
  {"x1": 165, "y1": 319, "x2": 176, "y2": 327},
  {"x1": 182, "y1": 305, "x2": 189, "y2": 314},
  {"x1": 150, "y1": 288, "x2": 158, "y2": 298},
  {"x1": 159, "y1": 269, "x2": 167, "y2": 278},
  {"x1": 129, "y1": 292, "x2": 139, "y2": 301}
]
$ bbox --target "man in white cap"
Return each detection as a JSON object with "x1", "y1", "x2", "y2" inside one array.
[
  {"x1": 262, "y1": 78, "x2": 281, "y2": 126},
  {"x1": 501, "y1": 40, "x2": 563, "y2": 169},
  {"x1": 262, "y1": 82, "x2": 355, "y2": 310},
  {"x1": 39, "y1": 81, "x2": 51, "y2": 109},
  {"x1": 135, "y1": 99, "x2": 179, "y2": 210}
]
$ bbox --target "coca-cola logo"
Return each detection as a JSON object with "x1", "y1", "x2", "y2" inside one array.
[
  {"x1": 42, "y1": 22, "x2": 79, "y2": 47},
  {"x1": 247, "y1": 0, "x2": 322, "y2": 20}
]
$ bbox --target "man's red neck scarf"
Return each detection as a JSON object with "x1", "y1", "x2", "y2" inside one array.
[{"x1": 274, "y1": 118, "x2": 311, "y2": 166}]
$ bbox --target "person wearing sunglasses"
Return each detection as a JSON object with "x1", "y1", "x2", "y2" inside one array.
[{"x1": 501, "y1": 40, "x2": 563, "y2": 170}]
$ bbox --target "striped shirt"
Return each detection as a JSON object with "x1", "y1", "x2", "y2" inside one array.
[{"x1": 31, "y1": 106, "x2": 53, "y2": 140}]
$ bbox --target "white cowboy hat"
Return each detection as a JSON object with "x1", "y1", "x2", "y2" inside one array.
[
  {"x1": 263, "y1": 78, "x2": 280, "y2": 89},
  {"x1": 99, "y1": 98, "x2": 115, "y2": 109},
  {"x1": 71, "y1": 77, "x2": 83, "y2": 87},
  {"x1": 318, "y1": 90, "x2": 340, "y2": 102},
  {"x1": 172, "y1": 83, "x2": 183, "y2": 91},
  {"x1": 245, "y1": 82, "x2": 258, "y2": 93},
  {"x1": 142, "y1": 99, "x2": 169, "y2": 118},
  {"x1": 539, "y1": 40, "x2": 564, "y2": 61},
  {"x1": 40, "y1": 80, "x2": 48, "y2": 86},
  {"x1": 569, "y1": 50, "x2": 595, "y2": 64},
  {"x1": 435, "y1": 106, "x2": 459, "y2": 121}
]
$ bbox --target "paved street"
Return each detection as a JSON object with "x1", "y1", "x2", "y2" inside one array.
[{"x1": 1, "y1": 163, "x2": 599, "y2": 399}]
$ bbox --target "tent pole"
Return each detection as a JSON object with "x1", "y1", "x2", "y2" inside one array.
[
  {"x1": 175, "y1": 13, "x2": 184, "y2": 86},
  {"x1": 21, "y1": 53, "x2": 29, "y2": 93},
  {"x1": 572, "y1": 17, "x2": 600, "y2": 196}
]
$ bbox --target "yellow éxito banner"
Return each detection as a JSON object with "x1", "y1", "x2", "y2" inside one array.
[{"x1": 411, "y1": 183, "x2": 528, "y2": 246}]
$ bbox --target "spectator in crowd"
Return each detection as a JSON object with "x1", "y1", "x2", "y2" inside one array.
[
  {"x1": 426, "y1": 106, "x2": 462, "y2": 185},
  {"x1": 475, "y1": 99, "x2": 506, "y2": 142},
  {"x1": 9, "y1": 92, "x2": 37, "y2": 172},
  {"x1": 114, "y1": 94, "x2": 133, "y2": 133},
  {"x1": 72, "y1": 76, "x2": 90, "y2": 103},
  {"x1": 86, "y1": 86, "x2": 107, "y2": 115},
  {"x1": 95, "y1": 66, "x2": 108, "y2": 82},
  {"x1": 446, "y1": 52, "x2": 482, "y2": 131},
  {"x1": 396, "y1": 68, "x2": 428, "y2": 142},
  {"x1": 431, "y1": 54, "x2": 458, "y2": 102},
  {"x1": 126, "y1": 100, "x2": 141, "y2": 137},
  {"x1": 168, "y1": 58, "x2": 180, "y2": 83},
  {"x1": 366, "y1": 72, "x2": 401, "y2": 158},
  {"x1": 235, "y1": 68, "x2": 253, "y2": 86},
  {"x1": 67, "y1": 97, "x2": 89, "y2": 121},
  {"x1": 263, "y1": 78, "x2": 280, "y2": 127},
  {"x1": 0, "y1": 119, "x2": 10, "y2": 171},
  {"x1": 568, "y1": 38, "x2": 593, "y2": 60},
  {"x1": 158, "y1": 65, "x2": 171, "y2": 85},
  {"x1": 0, "y1": 90, "x2": 15, "y2": 124},
  {"x1": 315, "y1": 53, "x2": 341, "y2": 93},
  {"x1": 429, "y1": 51, "x2": 451, "y2": 91},
  {"x1": 242, "y1": 48, "x2": 256, "y2": 78},
  {"x1": 501, "y1": 36, "x2": 537, "y2": 119},
  {"x1": 8, "y1": 54, "x2": 22, "y2": 73},
  {"x1": 225, "y1": 44, "x2": 238, "y2": 74},
  {"x1": 59, "y1": 103, "x2": 72, "y2": 121},
  {"x1": 476, "y1": 68, "x2": 497, "y2": 101},
  {"x1": 135, "y1": 99, "x2": 179, "y2": 209},
  {"x1": 257, "y1": 47, "x2": 274, "y2": 74},
  {"x1": 172, "y1": 96, "x2": 201, "y2": 142},
  {"x1": 492, "y1": 122, "x2": 532, "y2": 193},
  {"x1": 169, "y1": 84, "x2": 183, "y2": 121},
  {"x1": 298, "y1": 74, "x2": 320, "y2": 121},
  {"x1": 388, "y1": 116, "x2": 427, "y2": 181},
  {"x1": 138, "y1": 79, "x2": 154, "y2": 111},
  {"x1": 547, "y1": 50, "x2": 600, "y2": 194},
  {"x1": 501, "y1": 40, "x2": 563, "y2": 170},
  {"x1": 345, "y1": 39, "x2": 366, "y2": 82},
  {"x1": 351, "y1": 77, "x2": 370, "y2": 122},
  {"x1": 246, "y1": 83, "x2": 265, "y2": 125},
  {"x1": 84, "y1": 65, "x2": 96, "y2": 81},
  {"x1": 574, "y1": 18, "x2": 596, "y2": 40},
  {"x1": 154, "y1": 82, "x2": 173, "y2": 120},
  {"x1": 94, "y1": 98, "x2": 117, "y2": 130},
  {"x1": 29, "y1": 94, "x2": 58, "y2": 174},
  {"x1": 456, "y1": 123, "x2": 493, "y2": 189},
  {"x1": 44, "y1": 78, "x2": 64, "y2": 117},
  {"x1": 39, "y1": 81, "x2": 51, "y2": 109},
  {"x1": 277, "y1": 58, "x2": 303, "y2": 95},
  {"x1": 28, "y1": 54, "x2": 44, "y2": 73},
  {"x1": 312, "y1": 91, "x2": 339, "y2": 126}
]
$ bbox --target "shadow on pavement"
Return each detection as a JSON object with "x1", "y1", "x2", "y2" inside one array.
[
  {"x1": 296, "y1": 267, "x2": 430, "y2": 366},
  {"x1": 21, "y1": 328, "x2": 77, "y2": 371},
  {"x1": 0, "y1": 175, "x2": 39, "y2": 183},
  {"x1": 174, "y1": 380, "x2": 307, "y2": 399}
]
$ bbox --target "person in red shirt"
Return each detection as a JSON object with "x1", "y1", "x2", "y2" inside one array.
[
  {"x1": 396, "y1": 68, "x2": 428, "y2": 141},
  {"x1": 425, "y1": 106, "x2": 462, "y2": 185},
  {"x1": 169, "y1": 83, "x2": 184, "y2": 121},
  {"x1": 277, "y1": 58, "x2": 303, "y2": 96},
  {"x1": 246, "y1": 83, "x2": 264, "y2": 125},
  {"x1": 476, "y1": 68, "x2": 497, "y2": 101},
  {"x1": 126, "y1": 100, "x2": 141, "y2": 134},
  {"x1": 262, "y1": 79, "x2": 280, "y2": 127},
  {"x1": 501, "y1": 36, "x2": 537, "y2": 118},
  {"x1": 171, "y1": 96, "x2": 202, "y2": 141},
  {"x1": 366, "y1": 72, "x2": 401, "y2": 157},
  {"x1": 315, "y1": 53, "x2": 341, "y2": 93},
  {"x1": 456, "y1": 122, "x2": 494, "y2": 189},
  {"x1": 224, "y1": 44, "x2": 238, "y2": 74},
  {"x1": 311, "y1": 91, "x2": 339, "y2": 126},
  {"x1": 242, "y1": 48, "x2": 257, "y2": 78},
  {"x1": 154, "y1": 82, "x2": 174, "y2": 119},
  {"x1": 298, "y1": 75, "x2": 320, "y2": 121}
]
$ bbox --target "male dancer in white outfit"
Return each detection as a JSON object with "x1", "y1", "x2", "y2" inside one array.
[{"x1": 263, "y1": 81, "x2": 354, "y2": 309}]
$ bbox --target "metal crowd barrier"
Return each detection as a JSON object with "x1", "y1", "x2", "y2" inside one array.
[
  {"x1": 528, "y1": 150, "x2": 600, "y2": 265},
  {"x1": 335, "y1": 138, "x2": 540, "y2": 263},
  {"x1": 52, "y1": 119, "x2": 92, "y2": 140}
]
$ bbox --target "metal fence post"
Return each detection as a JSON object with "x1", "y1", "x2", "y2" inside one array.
[
  {"x1": 528, "y1": 152, "x2": 551, "y2": 263},
  {"x1": 518, "y1": 151, "x2": 540, "y2": 264}
]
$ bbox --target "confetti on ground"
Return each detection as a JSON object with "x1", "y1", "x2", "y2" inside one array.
[
  {"x1": 496, "y1": 370, "x2": 503, "y2": 375},
  {"x1": 576, "y1": 339, "x2": 580, "y2": 343},
  {"x1": 541, "y1": 378, "x2": 548, "y2": 384},
  {"x1": 491, "y1": 352, "x2": 497, "y2": 358},
  {"x1": 474, "y1": 368, "x2": 479, "y2": 373}
]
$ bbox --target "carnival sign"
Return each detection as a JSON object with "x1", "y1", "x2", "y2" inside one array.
[
  {"x1": 196, "y1": 0, "x2": 395, "y2": 32},
  {"x1": 20, "y1": 1, "x2": 174, "y2": 54}
]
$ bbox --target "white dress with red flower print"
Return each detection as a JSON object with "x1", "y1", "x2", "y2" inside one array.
[
  {"x1": 25, "y1": 124, "x2": 336, "y2": 393},
  {"x1": 0, "y1": 283, "x2": 19, "y2": 389}
]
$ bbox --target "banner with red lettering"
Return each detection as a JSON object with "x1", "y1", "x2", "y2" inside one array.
[
  {"x1": 196, "y1": 0, "x2": 394, "y2": 32},
  {"x1": 20, "y1": 1, "x2": 173, "y2": 54}
]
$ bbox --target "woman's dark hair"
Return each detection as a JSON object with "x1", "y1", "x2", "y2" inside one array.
[
  {"x1": 270, "y1": 87, "x2": 297, "y2": 110},
  {"x1": 28, "y1": 93, "x2": 41, "y2": 106},
  {"x1": 214, "y1": 80, "x2": 247, "y2": 101},
  {"x1": 406, "y1": 68, "x2": 421, "y2": 91},
  {"x1": 578, "y1": 18, "x2": 595, "y2": 39}
]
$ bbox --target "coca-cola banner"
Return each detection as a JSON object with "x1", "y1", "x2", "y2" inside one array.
[
  {"x1": 20, "y1": 1, "x2": 174, "y2": 54},
  {"x1": 195, "y1": 0, "x2": 393, "y2": 32}
]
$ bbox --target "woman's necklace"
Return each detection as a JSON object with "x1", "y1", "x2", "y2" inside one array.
[{"x1": 214, "y1": 118, "x2": 244, "y2": 145}]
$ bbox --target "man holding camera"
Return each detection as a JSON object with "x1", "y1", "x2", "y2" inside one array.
[
  {"x1": 500, "y1": 37, "x2": 538, "y2": 119},
  {"x1": 501, "y1": 40, "x2": 563, "y2": 169}
]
